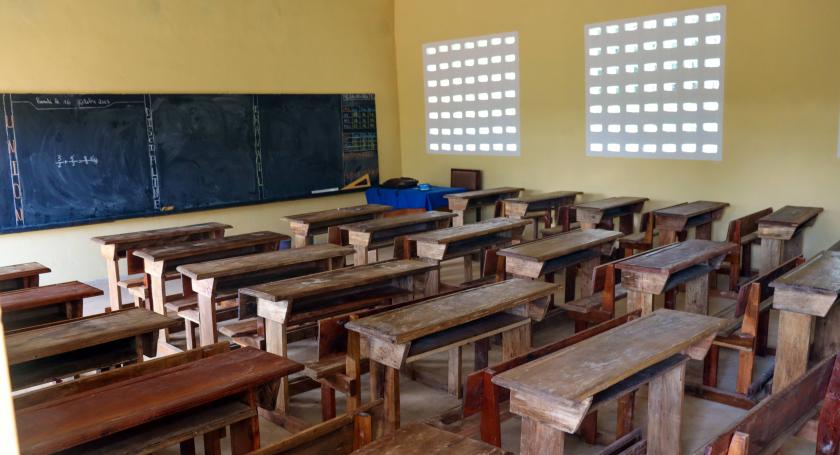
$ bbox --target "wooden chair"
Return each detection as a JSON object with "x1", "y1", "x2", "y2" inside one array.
[
  {"x1": 717, "y1": 207, "x2": 773, "y2": 292},
  {"x1": 701, "y1": 256, "x2": 805, "y2": 408},
  {"x1": 450, "y1": 168, "x2": 482, "y2": 191}
]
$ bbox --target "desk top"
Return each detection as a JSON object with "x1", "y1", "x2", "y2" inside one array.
[
  {"x1": 409, "y1": 217, "x2": 528, "y2": 245},
  {"x1": 0, "y1": 262, "x2": 50, "y2": 282},
  {"x1": 283, "y1": 204, "x2": 392, "y2": 225},
  {"x1": 759, "y1": 206, "x2": 823, "y2": 228},
  {"x1": 444, "y1": 187, "x2": 523, "y2": 200},
  {"x1": 16, "y1": 347, "x2": 301, "y2": 454},
  {"x1": 352, "y1": 423, "x2": 506, "y2": 455},
  {"x1": 177, "y1": 243, "x2": 353, "y2": 281},
  {"x1": 493, "y1": 309, "x2": 724, "y2": 402},
  {"x1": 575, "y1": 196, "x2": 648, "y2": 212},
  {"x1": 615, "y1": 240, "x2": 736, "y2": 276},
  {"x1": 0, "y1": 281, "x2": 102, "y2": 312},
  {"x1": 133, "y1": 231, "x2": 287, "y2": 262},
  {"x1": 498, "y1": 229, "x2": 622, "y2": 262},
  {"x1": 340, "y1": 211, "x2": 455, "y2": 233},
  {"x1": 345, "y1": 279, "x2": 556, "y2": 344},
  {"x1": 240, "y1": 259, "x2": 434, "y2": 302},
  {"x1": 504, "y1": 191, "x2": 581, "y2": 205},
  {"x1": 655, "y1": 201, "x2": 729, "y2": 219},
  {"x1": 772, "y1": 251, "x2": 840, "y2": 317},
  {"x1": 7, "y1": 308, "x2": 176, "y2": 364},
  {"x1": 90, "y1": 222, "x2": 231, "y2": 246}
]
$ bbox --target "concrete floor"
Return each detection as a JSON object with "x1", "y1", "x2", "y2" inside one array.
[{"x1": 62, "y1": 231, "x2": 815, "y2": 454}]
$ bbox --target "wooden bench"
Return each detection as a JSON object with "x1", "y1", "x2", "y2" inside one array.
[
  {"x1": 284, "y1": 204, "x2": 392, "y2": 248},
  {"x1": 617, "y1": 210, "x2": 657, "y2": 256},
  {"x1": 493, "y1": 309, "x2": 725, "y2": 455},
  {"x1": 345, "y1": 279, "x2": 557, "y2": 431},
  {"x1": 176, "y1": 243, "x2": 353, "y2": 348},
  {"x1": 91, "y1": 222, "x2": 231, "y2": 310},
  {"x1": 694, "y1": 353, "x2": 840, "y2": 455},
  {"x1": 654, "y1": 200, "x2": 729, "y2": 244},
  {"x1": 340, "y1": 210, "x2": 455, "y2": 265},
  {"x1": 5, "y1": 308, "x2": 176, "y2": 390},
  {"x1": 757, "y1": 205, "x2": 823, "y2": 274},
  {"x1": 0, "y1": 281, "x2": 102, "y2": 331},
  {"x1": 700, "y1": 256, "x2": 804, "y2": 409},
  {"x1": 502, "y1": 191, "x2": 581, "y2": 239},
  {"x1": 554, "y1": 259, "x2": 627, "y2": 331},
  {"x1": 15, "y1": 346, "x2": 302, "y2": 455},
  {"x1": 445, "y1": 187, "x2": 523, "y2": 227},
  {"x1": 0, "y1": 262, "x2": 50, "y2": 292},
  {"x1": 771, "y1": 250, "x2": 840, "y2": 391},
  {"x1": 717, "y1": 208, "x2": 773, "y2": 292},
  {"x1": 574, "y1": 196, "x2": 648, "y2": 234}
]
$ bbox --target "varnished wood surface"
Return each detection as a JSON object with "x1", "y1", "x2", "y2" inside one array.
[
  {"x1": 444, "y1": 187, "x2": 524, "y2": 200},
  {"x1": 0, "y1": 262, "x2": 50, "y2": 282},
  {"x1": 283, "y1": 204, "x2": 392, "y2": 224},
  {"x1": 339, "y1": 211, "x2": 455, "y2": 233},
  {"x1": 654, "y1": 201, "x2": 729, "y2": 218},
  {"x1": 90, "y1": 222, "x2": 231, "y2": 245},
  {"x1": 240, "y1": 260, "x2": 434, "y2": 302},
  {"x1": 0, "y1": 281, "x2": 102, "y2": 312},
  {"x1": 16, "y1": 347, "x2": 302, "y2": 454},
  {"x1": 504, "y1": 191, "x2": 581, "y2": 204},
  {"x1": 759, "y1": 206, "x2": 823, "y2": 227},
  {"x1": 575, "y1": 197, "x2": 648, "y2": 211},
  {"x1": 353, "y1": 423, "x2": 505, "y2": 454},
  {"x1": 345, "y1": 279, "x2": 557, "y2": 343},
  {"x1": 409, "y1": 217, "x2": 529, "y2": 244},
  {"x1": 498, "y1": 228, "x2": 622, "y2": 262},
  {"x1": 772, "y1": 251, "x2": 840, "y2": 296},
  {"x1": 177, "y1": 244, "x2": 353, "y2": 280},
  {"x1": 6, "y1": 308, "x2": 176, "y2": 364},
  {"x1": 493, "y1": 309, "x2": 724, "y2": 402},
  {"x1": 133, "y1": 231, "x2": 287, "y2": 262},
  {"x1": 615, "y1": 240, "x2": 736, "y2": 275}
]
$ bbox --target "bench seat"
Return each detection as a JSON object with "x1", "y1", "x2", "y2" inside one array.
[{"x1": 556, "y1": 285, "x2": 627, "y2": 314}]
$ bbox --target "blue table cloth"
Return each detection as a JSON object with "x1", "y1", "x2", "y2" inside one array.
[{"x1": 365, "y1": 185, "x2": 465, "y2": 211}]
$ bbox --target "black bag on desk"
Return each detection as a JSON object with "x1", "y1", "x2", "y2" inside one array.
[{"x1": 380, "y1": 177, "x2": 418, "y2": 189}]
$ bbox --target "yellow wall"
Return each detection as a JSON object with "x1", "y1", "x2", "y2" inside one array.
[
  {"x1": 395, "y1": 0, "x2": 840, "y2": 254},
  {"x1": 0, "y1": 0, "x2": 401, "y2": 283}
]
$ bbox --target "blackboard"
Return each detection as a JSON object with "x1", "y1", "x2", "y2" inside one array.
[{"x1": 0, "y1": 93, "x2": 378, "y2": 233}]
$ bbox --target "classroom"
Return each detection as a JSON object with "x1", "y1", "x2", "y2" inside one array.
[{"x1": 0, "y1": 0, "x2": 838, "y2": 453}]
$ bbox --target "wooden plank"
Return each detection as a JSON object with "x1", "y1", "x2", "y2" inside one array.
[
  {"x1": 0, "y1": 262, "x2": 50, "y2": 283},
  {"x1": 654, "y1": 201, "x2": 729, "y2": 219},
  {"x1": 771, "y1": 251, "x2": 840, "y2": 298},
  {"x1": 574, "y1": 197, "x2": 648, "y2": 211},
  {"x1": 240, "y1": 260, "x2": 434, "y2": 302},
  {"x1": 177, "y1": 244, "x2": 353, "y2": 280},
  {"x1": 772, "y1": 311, "x2": 813, "y2": 392},
  {"x1": 133, "y1": 231, "x2": 287, "y2": 262},
  {"x1": 646, "y1": 360, "x2": 686, "y2": 455},
  {"x1": 492, "y1": 309, "x2": 724, "y2": 402},
  {"x1": 339, "y1": 211, "x2": 455, "y2": 233},
  {"x1": 758, "y1": 205, "x2": 823, "y2": 228},
  {"x1": 497, "y1": 229, "x2": 622, "y2": 262},
  {"x1": 284, "y1": 204, "x2": 392, "y2": 226},
  {"x1": 616, "y1": 240, "x2": 736, "y2": 275},
  {"x1": 409, "y1": 218, "x2": 529, "y2": 244},
  {"x1": 345, "y1": 279, "x2": 556, "y2": 344},
  {"x1": 0, "y1": 281, "x2": 102, "y2": 312},
  {"x1": 15, "y1": 347, "x2": 302, "y2": 454},
  {"x1": 90, "y1": 222, "x2": 231, "y2": 246},
  {"x1": 444, "y1": 187, "x2": 524, "y2": 201},
  {"x1": 352, "y1": 423, "x2": 505, "y2": 455},
  {"x1": 504, "y1": 191, "x2": 581, "y2": 205}
]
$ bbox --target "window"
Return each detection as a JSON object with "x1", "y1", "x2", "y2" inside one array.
[
  {"x1": 424, "y1": 32, "x2": 520, "y2": 156},
  {"x1": 585, "y1": 7, "x2": 725, "y2": 160}
]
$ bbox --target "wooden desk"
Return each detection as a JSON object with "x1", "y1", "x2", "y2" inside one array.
[
  {"x1": 503, "y1": 191, "x2": 581, "y2": 239},
  {"x1": 498, "y1": 228, "x2": 622, "y2": 304},
  {"x1": 340, "y1": 211, "x2": 455, "y2": 265},
  {"x1": 654, "y1": 200, "x2": 729, "y2": 244},
  {"x1": 346, "y1": 279, "x2": 557, "y2": 430},
  {"x1": 284, "y1": 204, "x2": 392, "y2": 248},
  {"x1": 0, "y1": 281, "x2": 102, "y2": 331},
  {"x1": 758, "y1": 205, "x2": 823, "y2": 274},
  {"x1": 0, "y1": 262, "x2": 50, "y2": 292},
  {"x1": 91, "y1": 222, "x2": 231, "y2": 310},
  {"x1": 6, "y1": 308, "x2": 176, "y2": 390},
  {"x1": 409, "y1": 217, "x2": 529, "y2": 292},
  {"x1": 353, "y1": 423, "x2": 506, "y2": 455},
  {"x1": 771, "y1": 251, "x2": 840, "y2": 391},
  {"x1": 493, "y1": 309, "x2": 724, "y2": 455},
  {"x1": 15, "y1": 347, "x2": 301, "y2": 455},
  {"x1": 239, "y1": 259, "x2": 435, "y2": 412},
  {"x1": 616, "y1": 240, "x2": 736, "y2": 316},
  {"x1": 574, "y1": 196, "x2": 648, "y2": 234},
  {"x1": 133, "y1": 231, "x2": 287, "y2": 341},
  {"x1": 445, "y1": 187, "x2": 523, "y2": 227},
  {"x1": 177, "y1": 243, "x2": 353, "y2": 347}
]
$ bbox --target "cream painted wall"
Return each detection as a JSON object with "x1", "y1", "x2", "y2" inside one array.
[
  {"x1": 395, "y1": 0, "x2": 840, "y2": 255},
  {"x1": 0, "y1": 0, "x2": 401, "y2": 283}
]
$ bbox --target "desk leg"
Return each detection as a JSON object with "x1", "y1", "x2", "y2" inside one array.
[
  {"x1": 659, "y1": 229, "x2": 678, "y2": 245},
  {"x1": 292, "y1": 234, "x2": 310, "y2": 248},
  {"x1": 619, "y1": 214, "x2": 634, "y2": 235},
  {"x1": 502, "y1": 323, "x2": 531, "y2": 360},
  {"x1": 464, "y1": 255, "x2": 473, "y2": 282},
  {"x1": 773, "y1": 310, "x2": 812, "y2": 392},
  {"x1": 203, "y1": 430, "x2": 223, "y2": 455},
  {"x1": 627, "y1": 290, "x2": 654, "y2": 316},
  {"x1": 448, "y1": 347, "x2": 462, "y2": 398},
  {"x1": 578, "y1": 257, "x2": 599, "y2": 298},
  {"x1": 353, "y1": 246, "x2": 370, "y2": 266},
  {"x1": 265, "y1": 319, "x2": 289, "y2": 413},
  {"x1": 580, "y1": 222, "x2": 597, "y2": 230},
  {"x1": 148, "y1": 269, "x2": 170, "y2": 342},
  {"x1": 759, "y1": 238, "x2": 783, "y2": 275},
  {"x1": 346, "y1": 331, "x2": 362, "y2": 412},
  {"x1": 197, "y1": 294, "x2": 218, "y2": 346},
  {"x1": 783, "y1": 231, "x2": 804, "y2": 262},
  {"x1": 695, "y1": 222, "x2": 712, "y2": 240},
  {"x1": 230, "y1": 389, "x2": 260, "y2": 454},
  {"x1": 102, "y1": 245, "x2": 123, "y2": 311},
  {"x1": 814, "y1": 303, "x2": 840, "y2": 366},
  {"x1": 66, "y1": 299, "x2": 83, "y2": 319},
  {"x1": 453, "y1": 210, "x2": 466, "y2": 227},
  {"x1": 385, "y1": 365, "x2": 400, "y2": 432},
  {"x1": 684, "y1": 274, "x2": 710, "y2": 315},
  {"x1": 521, "y1": 416, "x2": 565, "y2": 455},
  {"x1": 647, "y1": 360, "x2": 686, "y2": 455}
]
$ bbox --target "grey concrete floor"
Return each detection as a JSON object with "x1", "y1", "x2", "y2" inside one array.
[{"x1": 60, "y1": 230, "x2": 814, "y2": 454}]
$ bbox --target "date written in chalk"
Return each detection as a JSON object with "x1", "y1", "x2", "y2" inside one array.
[{"x1": 56, "y1": 155, "x2": 99, "y2": 168}]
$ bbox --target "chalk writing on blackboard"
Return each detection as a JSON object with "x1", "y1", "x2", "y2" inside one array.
[{"x1": 55, "y1": 155, "x2": 99, "y2": 168}]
